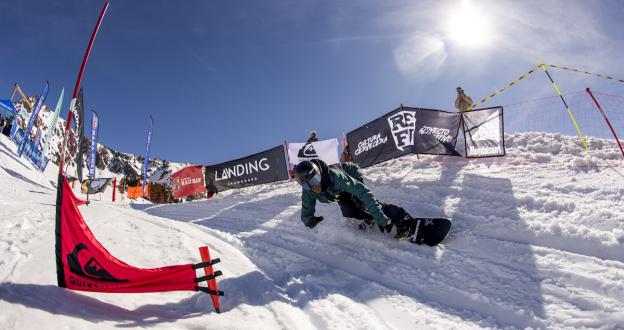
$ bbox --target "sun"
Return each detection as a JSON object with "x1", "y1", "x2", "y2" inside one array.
[{"x1": 445, "y1": 0, "x2": 492, "y2": 47}]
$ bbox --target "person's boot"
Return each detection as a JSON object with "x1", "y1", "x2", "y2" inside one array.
[{"x1": 358, "y1": 218, "x2": 374, "y2": 230}]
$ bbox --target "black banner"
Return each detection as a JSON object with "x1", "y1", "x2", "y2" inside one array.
[
  {"x1": 411, "y1": 108, "x2": 461, "y2": 155},
  {"x1": 75, "y1": 88, "x2": 85, "y2": 182},
  {"x1": 463, "y1": 107, "x2": 505, "y2": 158},
  {"x1": 81, "y1": 178, "x2": 112, "y2": 194},
  {"x1": 347, "y1": 107, "x2": 460, "y2": 168},
  {"x1": 204, "y1": 145, "x2": 288, "y2": 193}
]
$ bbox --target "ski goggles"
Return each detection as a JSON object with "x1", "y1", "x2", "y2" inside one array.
[{"x1": 300, "y1": 172, "x2": 322, "y2": 191}]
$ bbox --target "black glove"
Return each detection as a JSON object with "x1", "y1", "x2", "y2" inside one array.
[
  {"x1": 306, "y1": 216, "x2": 324, "y2": 229},
  {"x1": 378, "y1": 218, "x2": 393, "y2": 233}
]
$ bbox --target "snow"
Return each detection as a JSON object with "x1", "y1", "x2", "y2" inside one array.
[{"x1": 1, "y1": 132, "x2": 624, "y2": 329}]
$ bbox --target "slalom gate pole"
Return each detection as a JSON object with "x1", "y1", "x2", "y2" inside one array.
[
  {"x1": 59, "y1": 2, "x2": 109, "y2": 177},
  {"x1": 586, "y1": 88, "x2": 624, "y2": 158},
  {"x1": 538, "y1": 60, "x2": 589, "y2": 152},
  {"x1": 468, "y1": 65, "x2": 540, "y2": 111},
  {"x1": 112, "y1": 177, "x2": 116, "y2": 202},
  {"x1": 198, "y1": 246, "x2": 222, "y2": 313}
]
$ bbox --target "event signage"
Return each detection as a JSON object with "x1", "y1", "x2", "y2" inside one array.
[
  {"x1": 142, "y1": 115, "x2": 153, "y2": 195},
  {"x1": 347, "y1": 107, "x2": 461, "y2": 168},
  {"x1": 17, "y1": 81, "x2": 49, "y2": 157},
  {"x1": 0, "y1": 99, "x2": 14, "y2": 115},
  {"x1": 81, "y1": 178, "x2": 112, "y2": 194},
  {"x1": 13, "y1": 128, "x2": 49, "y2": 171},
  {"x1": 204, "y1": 145, "x2": 288, "y2": 193},
  {"x1": 463, "y1": 107, "x2": 505, "y2": 158},
  {"x1": 171, "y1": 165, "x2": 207, "y2": 199},
  {"x1": 42, "y1": 88, "x2": 64, "y2": 165},
  {"x1": 75, "y1": 89, "x2": 85, "y2": 182},
  {"x1": 287, "y1": 138, "x2": 340, "y2": 165},
  {"x1": 88, "y1": 110, "x2": 99, "y2": 178},
  {"x1": 412, "y1": 108, "x2": 461, "y2": 156}
]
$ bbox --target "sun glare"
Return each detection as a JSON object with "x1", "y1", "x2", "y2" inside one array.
[{"x1": 446, "y1": 0, "x2": 492, "y2": 47}]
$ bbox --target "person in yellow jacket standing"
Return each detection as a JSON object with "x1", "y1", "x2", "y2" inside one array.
[{"x1": 454, "y1": 87, "x2": 473, "y2": 112}]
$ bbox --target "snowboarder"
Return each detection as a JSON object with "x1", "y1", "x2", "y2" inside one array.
[{"x1": 294, "y1": 159, "x2": 418, "y2": 240}]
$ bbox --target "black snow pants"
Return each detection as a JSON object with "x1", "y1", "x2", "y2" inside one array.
[{"x1": 337, "y1": 192, "x2": 413, "y2": 228}]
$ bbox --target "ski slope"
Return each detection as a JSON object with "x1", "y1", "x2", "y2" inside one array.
[{"x1": 1, "y1": 132, "x2": 624, "y2": 329}]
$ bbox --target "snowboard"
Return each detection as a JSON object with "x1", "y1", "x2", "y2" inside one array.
[
  {"x1": 379, "y1": 203, "x2": 451, "y2": 246},
  {"x1": 406, "y1": 217, "x2": 452, "y2": 246}
]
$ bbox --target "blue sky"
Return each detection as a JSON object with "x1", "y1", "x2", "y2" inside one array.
[{"x1": 1, "y1": 0, "x2": 623, "y2": 164}]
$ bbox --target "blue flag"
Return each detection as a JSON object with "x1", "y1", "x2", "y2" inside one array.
[
  {"x1": 0, "y1": 99, "x2": 14, "y2": 117},
  {"x1": 17, "y1": 81, "x2": 49, "y2": 157},
  {"x1": 142, "y1": 115, "x2": 153, "y2": 196},
  {"x1": 88, "y1": 110, "x2": 99, "y2": 179}
]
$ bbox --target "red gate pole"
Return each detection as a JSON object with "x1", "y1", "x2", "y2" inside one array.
[
  {"x1": 112, "y1": 177, "x2": 116, "y2": 202},
  {"x1": 199, "y1": 246, "x2": 221, "y2": 313},
  {"x1": 585, "y1": 88, "x2": 624, "y2": 158}
]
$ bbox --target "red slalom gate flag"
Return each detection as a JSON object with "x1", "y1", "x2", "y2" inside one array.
[
  {"x1": 171, "y1": 165, "x2": 207, "y2": 199},
  {"x1": 54, "y1": 174, "x2": 225, "y2": 297}
]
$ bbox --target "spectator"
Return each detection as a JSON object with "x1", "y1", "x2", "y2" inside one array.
[
  {"x1": 340, "y1": 143, "x2": 352, "y2": 162},
  {"x1": 307, "y1": 130, "x2": 318, "y2": 143},
  {"x1": 454, "y1": 87, "x2": 473, "y2": 113}
]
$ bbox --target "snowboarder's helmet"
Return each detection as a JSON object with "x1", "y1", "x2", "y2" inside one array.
[{"x1": 294, "y1": 161, "x2": 322, "y2": 191}]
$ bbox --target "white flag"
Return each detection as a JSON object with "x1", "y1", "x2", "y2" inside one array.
[{"x1": 288, "y1": 138, "x2": 340, "y2": 165}]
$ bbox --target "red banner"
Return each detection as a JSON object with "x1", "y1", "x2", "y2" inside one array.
[
  {"x1": 55, "y1": 175, "x2": 198, "y2": 293},
  {"x1": 171, "y1": 165, "x2": 207, "y2": 199}
]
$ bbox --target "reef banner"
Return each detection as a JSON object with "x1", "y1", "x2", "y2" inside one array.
[{"x1": 347, "y1": 106, "x2": 461, "y2": 168}]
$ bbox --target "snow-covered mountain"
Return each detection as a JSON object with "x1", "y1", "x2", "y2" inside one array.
[
  {"x1": 1, "y1": 131, "x2": 623, "y2": 329},
  {"x1": 9, "y1": 97, "x2": 186, "y2": 181}
]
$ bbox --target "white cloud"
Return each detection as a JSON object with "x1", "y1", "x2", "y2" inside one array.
[{"x1": 393, "y1": 34, "x2": 448, "y2": 79}]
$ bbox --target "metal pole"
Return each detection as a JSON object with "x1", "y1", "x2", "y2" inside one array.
[
  {"x1": 585, "y1": 88, "x2": 624, "y2": 158},
  {"x1": 539, "y1": 61, "x2": 589, "y2": 152}
]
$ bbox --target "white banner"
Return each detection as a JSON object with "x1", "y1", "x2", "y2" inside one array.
[
  {"x1": 463, "y1": 107, "x2": 505, "y2": 158},
  {"x1": 288, "y1": 138, "x2": 340, "y2": 165}
]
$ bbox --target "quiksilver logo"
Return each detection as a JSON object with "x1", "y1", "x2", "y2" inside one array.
[
  {"x1": 297, "y1": 143, "x2": 318, "y2": 158},
  {"x1": 66, "y1": 243, "x2": 128, "y2": 282}
]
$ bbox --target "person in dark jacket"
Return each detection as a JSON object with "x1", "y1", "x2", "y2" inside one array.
[
  {"x1": 307, "y1": 130, "x2": 318, "y2": 143},
  {"x1": 294, "y1": 159, "x2": 416, "y2": 239}
]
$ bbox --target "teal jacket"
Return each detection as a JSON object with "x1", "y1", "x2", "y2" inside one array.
[{"x1": 300, "y1": 162, "x2": 388, "y2": 226}]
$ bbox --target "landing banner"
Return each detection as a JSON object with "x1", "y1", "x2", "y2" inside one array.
[
  {"x1": 287, "y1": 138, "x2": 340, "y2": 165},
  {"x1": 204, "y1": 145, "x2": 288, "y2": 193},
  {"x1": 88, "y1": 110, "x2": 99, "y2": 178},
  {"x1": 171, "y1": 165, "x2": 207, "y2": 199},
  {"x1": 463, "y1": 107, "x2": 505, "y2": 158},
  {"x1": 142, "y1": 115, "x2": 153, "y2": 196},
  {"x1": 81, "y1": 178, "x2": 112, "y2": 194},
  {"x1": 347, "y1": 107, "x2": 461, "y2": 168},
  {"x1": 17, "y1": 81, "x2": 49, "y2": 157}
]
